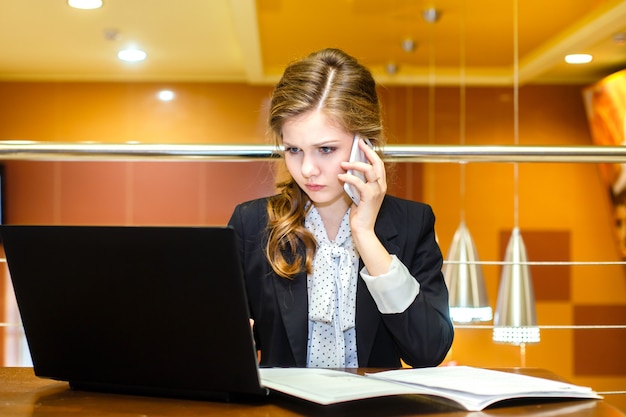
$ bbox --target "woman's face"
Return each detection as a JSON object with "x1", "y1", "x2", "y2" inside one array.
[{"x1": 282, "y1": 110, "x2": 352, "y2": 209}]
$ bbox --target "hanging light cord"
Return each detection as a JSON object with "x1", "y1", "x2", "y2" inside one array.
[
  {"x1": 513, "y1": 0, "x2": 520, "y2": 229},
  {"x1": 428, "y1": 19, "x2": 436, "y2": 145},
  {"x1": 459, "y1": 0, "x2": 467, "y2": 223}
]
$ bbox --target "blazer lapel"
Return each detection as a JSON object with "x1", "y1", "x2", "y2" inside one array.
[
  {"x1": 273, "y1": 270, "x2": 309, "y2": 367},
  {"x1": 356, "y1": 205, "x2": 401, "y2": 365}
]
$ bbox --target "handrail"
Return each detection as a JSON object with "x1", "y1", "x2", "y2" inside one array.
[{"x1": 1, "y1": 141, "x2": 626, "y2": 163}]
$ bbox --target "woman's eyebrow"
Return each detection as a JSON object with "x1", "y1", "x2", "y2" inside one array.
[
  {"x1": 282, "y1": 139, "x2": 342, "y2": 148},
  {"x1": 310, "y1": 139, "x2": 343, "y2": 147}
]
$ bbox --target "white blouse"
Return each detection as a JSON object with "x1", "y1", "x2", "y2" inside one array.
[{"x1": 304, "y1": 207, "x2": 419, "y2": 368}]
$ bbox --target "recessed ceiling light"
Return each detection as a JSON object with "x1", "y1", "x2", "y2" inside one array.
[
  {"x1": 422, "y1": 7, "x2": 442, "y2": 23},
  {"x1": 157, "y1": 90, "x2": 176, "y2": 101},
  {"x1": 68, "y1": 0, "x2": 103, "y2": 9},
  {"x1": 401, "y1": 38, "x2": 416, "y2": 53},
  {"x1": 385, "y1": 62, "x2": 398, "y2": 75},
  {"x1": 118, "y1": 48, "x2": 147, "y2": 63},
  {"x1": 564, "y1": 53, "x2": 593, "y2": 64}
]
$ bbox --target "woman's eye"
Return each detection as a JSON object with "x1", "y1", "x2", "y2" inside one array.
[
  {"x1": 285, "y1": 147, "x2": 300, "y2": 154},
  {"x1": 320, "y1": 146, "x2": 336, "y2": 154}
]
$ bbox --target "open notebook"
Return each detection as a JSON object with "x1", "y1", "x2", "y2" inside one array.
[
  {"x1": 259, "y1": 367, "x2": 601, "y2": 411},
  {"x1": 1, "y1": 225, "x2": 268, "y2": 401}
]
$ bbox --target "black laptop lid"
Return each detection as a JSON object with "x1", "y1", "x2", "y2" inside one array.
[{"x1": 0, "y1": 225, "x2": 266, "y2": 400}]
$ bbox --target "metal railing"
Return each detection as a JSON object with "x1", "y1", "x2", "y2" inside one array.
[{"x1": 2, "y1": 141, "x2": 626, "y2": 163}]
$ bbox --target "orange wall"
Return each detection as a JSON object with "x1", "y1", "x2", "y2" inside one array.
[
  {"x1": 0, "y1": 82, "x2": 272, "y2": 144},
  {"x1": 0, "y1": 81, "x2": 624, "y2": 409}
]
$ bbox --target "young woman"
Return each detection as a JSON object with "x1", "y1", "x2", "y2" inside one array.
[{"x1": 228, "y1": 48, "x2": 453, "y2": 368}]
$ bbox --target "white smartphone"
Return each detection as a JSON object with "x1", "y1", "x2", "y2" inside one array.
[{"x1": 343, "y1": 135, "x2": 373, "y2": 205}]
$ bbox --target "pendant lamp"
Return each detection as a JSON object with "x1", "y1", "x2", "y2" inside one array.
[
  {"x1": 492, "y1": 0, "x2": 539, "y2": 346},
  {"x1": 492, "y1": 227, "x2": 540, "y2": 344},
  {"x1": 444, "y1": 222, "x2": 492, "y2": 323},
  {"x1": 443, "y1": 0, "x2": 492, "y2": 324}
]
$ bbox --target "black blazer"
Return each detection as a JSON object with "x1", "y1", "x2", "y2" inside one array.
[{"x1": 228, "y1": 195, "x2": 453, "y2": 368}]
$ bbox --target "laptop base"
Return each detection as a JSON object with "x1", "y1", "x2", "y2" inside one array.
[{"x1": 69, "y1": 380, "x2": 270, "y2": 403}]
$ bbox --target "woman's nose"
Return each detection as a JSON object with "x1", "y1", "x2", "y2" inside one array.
[{"x1": 301, "y1": 153, "x2": 319, "y2": 178}]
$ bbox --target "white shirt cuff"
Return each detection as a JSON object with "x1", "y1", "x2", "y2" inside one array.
[{"x1": 360, "y1": 255, "x2": 420, "y2": 314}]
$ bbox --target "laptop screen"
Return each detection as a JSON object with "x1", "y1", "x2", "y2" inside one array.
[{"x1": 1, "y1": 225, "x2": 267, "y2": 400}]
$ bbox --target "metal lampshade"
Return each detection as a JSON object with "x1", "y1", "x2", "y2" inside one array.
[
  {"x1": 444, "y1": 221, "x2": 492, "y2": 323},
  {"x1": 492, "y1": 227, "x2": 540, "y2": 344}
]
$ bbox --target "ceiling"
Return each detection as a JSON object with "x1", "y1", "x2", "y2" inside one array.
[{"x1": 0, "y1": 0, "x2": 625, "y2": 86}]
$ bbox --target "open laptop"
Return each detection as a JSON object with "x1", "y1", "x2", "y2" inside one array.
[{"x1": 0, "y1": 225, "x2": 269, "y2": 401}]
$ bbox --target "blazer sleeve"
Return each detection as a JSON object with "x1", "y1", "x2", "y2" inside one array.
[
  {"x1": 375, "y1": 198, "x2": 454, "y2": 368},
  {"x1": 227, "y1": 199, "x2": 269, "y2": 346}
]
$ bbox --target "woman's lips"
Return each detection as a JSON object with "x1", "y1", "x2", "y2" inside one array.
[{"x1": 305, "y1": 183, "x2": 325, "y2": 191}]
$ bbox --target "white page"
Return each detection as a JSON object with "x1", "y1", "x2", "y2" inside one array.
[
  {"x1": 259, "y1": 368, "x2": 419, "y2": 405},
  {"x1": 366, "y1": 366, "x2": 595, "y2": 396}
]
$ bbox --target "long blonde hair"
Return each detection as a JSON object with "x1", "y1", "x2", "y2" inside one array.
[{"x1": 265, "y1": 48, "x2": 385, "y2": 279}]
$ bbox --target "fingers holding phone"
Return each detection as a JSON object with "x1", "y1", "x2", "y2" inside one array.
[{"x1": 342, "y1": 135, "x2": 385, "y2": 206}]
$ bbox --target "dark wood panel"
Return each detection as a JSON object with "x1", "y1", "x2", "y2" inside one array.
[{"x1": 574, "y1": 305, "x2": 626, "y2": 376}]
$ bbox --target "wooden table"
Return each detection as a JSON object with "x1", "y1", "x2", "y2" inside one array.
[{"x1": 1, "y1": 367, "x2": 623, "y2": 417}]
